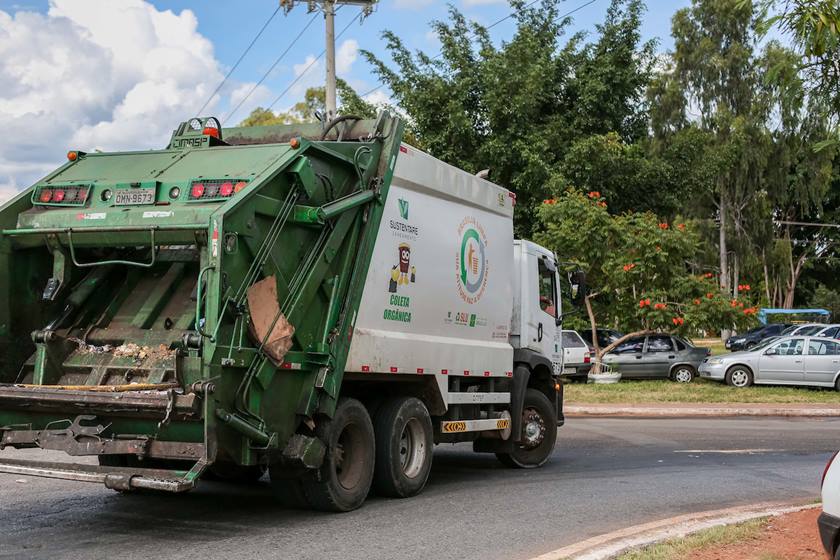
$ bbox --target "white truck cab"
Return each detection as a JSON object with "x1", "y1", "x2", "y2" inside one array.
[{"x1": 511, "y1": 240, "x2": 564, "y2": 375}]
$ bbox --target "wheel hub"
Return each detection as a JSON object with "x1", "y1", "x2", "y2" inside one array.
[{"x1": 521, "y1": 408, "x2": 545, "y2": 450}]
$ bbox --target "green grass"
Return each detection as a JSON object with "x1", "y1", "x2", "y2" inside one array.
[
  {"x1": 613, "y1": 517, "x2": 768, "y2": 560},
  {"x1": 565, "y1": 378, "x2": 840, "y2": 404}
]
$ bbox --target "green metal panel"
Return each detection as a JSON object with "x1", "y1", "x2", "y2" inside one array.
[{"x1": 0, "y1": 112, "x2": 405, "y2": 477}]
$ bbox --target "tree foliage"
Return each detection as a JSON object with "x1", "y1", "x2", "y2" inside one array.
[
  {"x1": 363, "y1": 0, "x2": 656, "y2": 236},
  {"x1": 238, "y1": 79, "x2": 376, "y2": 127}
]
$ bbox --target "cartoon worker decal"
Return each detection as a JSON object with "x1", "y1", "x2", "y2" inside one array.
[{"x1": 389, "y1": 243, "x2": 416, "y2": 293}]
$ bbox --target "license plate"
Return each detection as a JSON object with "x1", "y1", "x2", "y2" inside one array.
[{"x1": 114, "y1": 188, "x2": 156, "y2": 206}]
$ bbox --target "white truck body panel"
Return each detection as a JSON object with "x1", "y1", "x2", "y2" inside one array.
[{"x1": 347, "y1": 144, "x2": 516, "y2": 392}]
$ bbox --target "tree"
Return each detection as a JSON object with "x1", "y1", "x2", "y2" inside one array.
[
  {"x1": 362, "y1": 0, "x2": 655, "y2": 236},
  {"x1": 238, "y1": 79, "x2": 376, "y2": 127},
  {"x1": 535, "y1": 190, "x2": 756, "y2": 371},
  {"x1": 755, "y1": 0, "x2": 840, "y2": 116}
]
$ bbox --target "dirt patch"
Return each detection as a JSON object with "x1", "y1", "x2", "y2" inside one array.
[
  {"x1": 112, "y1": 343, "x2": 174, "y2": 361},
  {"x1": 685, "y1": 508, "x2": 823, "y2": 560}
]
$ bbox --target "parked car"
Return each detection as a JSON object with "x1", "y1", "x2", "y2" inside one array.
[
  {"x1": 560, "y1": 330, "x2": 591, "y2": 381},
  {"x1": 819, "y1": 450, "x2": 840, "y2": 559},
  {"x1": 816, "y1": 324, "x2": 840, "y2": 338},
  {"x1": 699, "y1": 335, "x2": 840, "y2": 389},
  {"x1": 578, "y1": 328, "x2": 624, "y2": 351},
  {"x1": 601, "y1": 334, "x2": 710, "y2": 382},
  {"x1": 725, "y1": 323, "x2": 790, "y2": 351},
  {"x1": 780, "y1": 323, "x2": 826, "y2": 336}
]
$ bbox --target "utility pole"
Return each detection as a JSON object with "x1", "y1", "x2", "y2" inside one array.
[{"x1": 280, "y1": 0, "x2": 376, "y2": 123}]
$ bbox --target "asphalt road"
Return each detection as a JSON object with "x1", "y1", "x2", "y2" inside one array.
[{"x1": 0, "y1": 417, "x2": 835, "y2": 560}]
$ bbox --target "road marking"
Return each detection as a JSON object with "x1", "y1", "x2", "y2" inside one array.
[{"x1": 674, "y1": 449, "x2": 783, "y2": 454}]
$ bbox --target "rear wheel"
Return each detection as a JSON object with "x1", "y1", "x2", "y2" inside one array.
[
  {"x1": 496, "y1": 388, "x2": 557, "y2": 469},
  {"x1": 671, "y1": 366, "x2": 695, "y2": 383},
  {"x1": 726, "y1": 365, "x2": 754, "y2": 388},
  {"x1": 373, "y1": 397, "x2": 433, "y2": 498},
  {"x1": 301, "y1": 398, "x2": 375, "y2": 512}
]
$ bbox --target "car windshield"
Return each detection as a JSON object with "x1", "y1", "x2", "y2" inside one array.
[
  {"x1": 780, "y1": 325, "x2": 799, "y2": 335},
  {"x1": 750, "y1": 337, "x2": 779, "y2": 351}
]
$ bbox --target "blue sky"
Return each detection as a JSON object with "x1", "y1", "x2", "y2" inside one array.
[
  {"x1": 0, "y1": 0, "x2": 695, "y2": 195},
  {"x1": 171, "y1": 0, "x2": 693, "y2": 122},
  {"x1": 1, "y1": 0, "x2": 692, "y2": 122}
]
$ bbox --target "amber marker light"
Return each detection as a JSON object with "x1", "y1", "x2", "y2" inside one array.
[
  {"x1": 67, "y1": 151, "x2": 78, "y2": 161},
  {"x1": 289, "y1": 138, "x2": 300, "y2": 149}
]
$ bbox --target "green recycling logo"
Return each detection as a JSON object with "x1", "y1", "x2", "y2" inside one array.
[{"x1": 456, "y1": 218, "x2": 489, "y2": 304}]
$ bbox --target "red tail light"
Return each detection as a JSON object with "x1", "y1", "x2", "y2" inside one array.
[
  {"x1": 584, "y1": 353, "x2": 591, "y2": 364},
  {"x1": 53, "y1": 189, "x2": 65, "y2": 203},
  {"x1": 191, "y1": 183, "x2": 205, "y2": 198},
  {"x1": 823, "y1": 451, "x2": 839, "y2": 488},
  {"x1": 39, "y1": 189, "x2": 52, "y2": 203},
  {"x1": 219, "y1": 181, "x2": 234, "y2": 197},
  {"x1": 202, "y1": 127, "x2": 219, "y2": 138}
]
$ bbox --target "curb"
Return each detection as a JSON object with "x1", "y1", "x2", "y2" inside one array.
[
  {"x1": 527, "y1": 500, "x2": 819, "y2": 560},
  {"x1": 565, "y1": 404, "x2": 840, "y2": 417}
]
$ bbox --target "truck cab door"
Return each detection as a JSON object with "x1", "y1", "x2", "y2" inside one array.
[{"x1": 525, "y1": 249, "x2": 562, "y2": 373}]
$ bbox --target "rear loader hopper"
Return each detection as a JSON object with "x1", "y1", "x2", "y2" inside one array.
[{"x1": 0, "y1": 112, "x2": 568, "y2": 511}]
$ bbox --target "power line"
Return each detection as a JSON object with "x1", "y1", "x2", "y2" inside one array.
[
  {"x1": 223, "y1": 11, "x2": 321, "y2": 125},
  {"x1": 265, "y1": 11, "x2": 363, "y2": 113},
  {"x1": 196, "y1": 5, "x2": 281, "y2": 116},
  {"x1": 359, "y1": 0, "x2": 601, "y2": 99}
]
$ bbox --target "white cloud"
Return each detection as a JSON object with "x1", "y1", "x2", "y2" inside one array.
[
  {"x1": 364, "y1": 90, "x2": 393, "y2": 108},
  {"x1": 287, "y1": 39, "x2": 359, "y2": 100},
  {"x1": 0, "y1": 0, "x2": 225, "y2": 195},
  {"x1": 336, "y1": 39, "x2": 358, "y2": 76}
]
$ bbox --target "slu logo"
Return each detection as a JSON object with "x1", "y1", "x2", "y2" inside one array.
[{"x1": 398, "y1": 198, "x2": 409, "y2": 220}]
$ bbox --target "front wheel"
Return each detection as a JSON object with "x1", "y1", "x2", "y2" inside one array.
[
  {"x1": 671, "y1": 366, "x2": 695, "y2": 383},
  {"x1": 496, "y1": 388, "x2": 557, "y2": 469},
  {"x1": 301, "y1": 397, "x2": 375, "y2": 512},
  {"x1": 726, "y1": 365, "x2": 754, "y2": 388},
  {"x1": 373, "y1": 397, "x2": 433, "y2": 498}
]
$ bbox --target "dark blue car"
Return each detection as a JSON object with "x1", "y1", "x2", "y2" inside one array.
[{"x1": 725, "y1": 323, "x2": 790, "y2": 351}]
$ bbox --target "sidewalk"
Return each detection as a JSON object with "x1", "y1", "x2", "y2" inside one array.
[{"x1": 565, "y1": 402, "x2": 840, "y2": 417}]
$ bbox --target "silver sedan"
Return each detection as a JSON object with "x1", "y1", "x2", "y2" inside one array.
[{"x1": 699, "y1": 335, "x2": 840, "y2": 389}]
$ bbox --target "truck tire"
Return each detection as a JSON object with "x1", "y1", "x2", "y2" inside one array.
[
  {"x1": 302, "y1": 397, "x2": 375, "y2": 512},
  {"x1": 373, "y1": 396, "x2": 433, "y2": 498},
  {"x1": 496, "y1": 388, "x2": 557, "y2": 469}
]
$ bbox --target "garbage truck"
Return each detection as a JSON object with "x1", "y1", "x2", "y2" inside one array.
[{"x1": 0, "y1": 112, "x2": 581, "y2": 511}]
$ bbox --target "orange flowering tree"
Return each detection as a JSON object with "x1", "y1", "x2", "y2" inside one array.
[{"x1": 536, "y1": 190, "x2": 758, "y2": 372}]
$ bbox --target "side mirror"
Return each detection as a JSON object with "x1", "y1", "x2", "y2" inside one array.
[
  {"x1": 569, "y1": 269, "x2": 587, "y2": 307},
  {"x1": 765, "y1": 348, "x2": 777, "y2": 355}
]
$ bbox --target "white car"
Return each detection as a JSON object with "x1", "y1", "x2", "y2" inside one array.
[
  {"x1": 561, "y1": 330, "x2": 591, "y2": 381},
  {"x1": 819, "y1": 451, "x2": 840, "y2": 558},
  {"x1": 816, "y1": 324, "x2": 840, "y2": 338},
  {"x1": 699, "y1": 335, "x2": 840, "y2": 389}
]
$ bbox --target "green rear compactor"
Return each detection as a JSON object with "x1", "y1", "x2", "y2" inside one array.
[{"x1": 0, "y1": 113, "x2": 406, "y2": 510}]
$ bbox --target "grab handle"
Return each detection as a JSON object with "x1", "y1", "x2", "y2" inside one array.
[
  {"x1": 195, "y1": 265, "x2": 216, "y2": 342},
  {"x1": 67, "y1": 227, "x2": 157, "y2": 268}
]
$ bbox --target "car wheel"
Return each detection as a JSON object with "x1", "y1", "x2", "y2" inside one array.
[
  {"x1": 725, "y1": 365, "x2": 753, "y2": 388},
  {"x1": 672, "y1": 366, "x2": 695, "y2": 383},
  {"x1": 835, "y1": 375, "x2": 840, "y2": 392}
]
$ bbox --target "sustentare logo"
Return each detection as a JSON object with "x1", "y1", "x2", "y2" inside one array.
[{"x1": 398, "y1": 198, "x2": 409, "y2": 220}]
